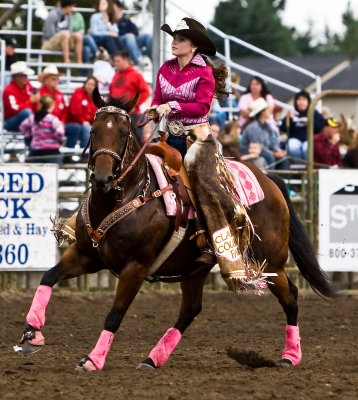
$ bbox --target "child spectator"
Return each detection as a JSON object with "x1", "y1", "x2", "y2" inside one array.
[
  {"x1": 42, "y1": 0, "x2": 83, "y2": 64},
  {"x1": 240, "y1": 141, "x2": 268, "y2": 169},
  {"x1": 3, "y1": 61, "x2": 36, "y2": 131},
  {"x1": 20, "y1": 95, "x2": 65, "y2": 164},
  {"x1": 65, "y1": 76, "x2": 98, "y2": 149},
  {"x1": 238, "y1": 76, "x2": 278, "y2": 132},
  {"x1": 90, "y1": 0, "x2": 122, "y2": 59},
  {"x1": 314, "y1": 118, "x2": 342, "y2": 168},
  {"x1": 92, "y1": 47, "x2": 115, "y2": 90},
  {"x1": 112, "y1": 0, "x2": 152, "y2": 67},
  {"x1": 37, "y1": 65, "x2": 67, "y2": 123},
  {"x1": 218, "y1": 121, "x2": 241, "y2": 161}
]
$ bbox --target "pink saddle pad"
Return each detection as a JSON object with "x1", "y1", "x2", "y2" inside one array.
[{"x1": 145, "y1": 155, "x2": 264, "y2": 217}]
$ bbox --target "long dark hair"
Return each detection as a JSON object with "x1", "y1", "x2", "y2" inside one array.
[
  {"x1": 95, "y1": 0, "x2": 116, "y2": 24},
  {"x1": 201, "y1": 55, "x2": 229, "y2": 99},
  {"x1": 245, "y1": 76, "x2": 271, "y2": 98}
]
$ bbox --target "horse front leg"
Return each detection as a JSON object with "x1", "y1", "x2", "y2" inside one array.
[
  {"x1": 137, "y1": 266, "x2": 211, "y2": 370},
  {"x1": 19, "y1": 244, "x2": 100, "y2": 355},
  {"x1": 75, "y1": 260, "x2": 147, "y2": 372}
]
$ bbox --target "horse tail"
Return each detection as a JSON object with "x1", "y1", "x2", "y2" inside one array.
[{"x1": 266, "y1": 173, "x2": 337, "y2": 298}]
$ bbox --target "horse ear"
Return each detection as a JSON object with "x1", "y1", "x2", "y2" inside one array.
[
  {"x1": 92, "y1": 87, "x2": 105, "y2": 108},
  {"x1": 124, "y1": 92, "x2": 140, "y2": 113}
]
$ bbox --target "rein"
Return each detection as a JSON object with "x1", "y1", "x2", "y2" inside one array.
[{"x1": 111, "y1": 110, "x2": 162, "y2": 188}]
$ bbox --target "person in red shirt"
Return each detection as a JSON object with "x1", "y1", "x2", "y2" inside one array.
[
  {"x1": 109, "y1": 50, "x2": 150, "y2": 141},
  {"x1": 314, "y1": 118, "x2": 343, "y2": 168},
  {"x1": 37, "y1": 65, "x2": 67, "y2": 123},
  {"x1": 65, "y1": 76, "x2": 98, "y2": 148},
  {"x1": 3, "y1": 61, "x2": 37, "y2": 131}
]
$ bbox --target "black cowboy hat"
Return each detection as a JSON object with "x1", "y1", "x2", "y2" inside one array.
[{"x1": 161, "y1": 17, "x2": 216, "y2": 57}]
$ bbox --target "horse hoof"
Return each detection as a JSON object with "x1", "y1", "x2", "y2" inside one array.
[
  {"x1": 21, "y1": 340, "x2": 44, "y2": 355},
  {"x1": 276, "y1": 358, "x2": 293, "y2": 367},
  {"x1": 136, "y1": 362, "x2": 155, "y2": 370},
  {"x1": 75, "y1": 357, "x2": 97, "y2": 372}
]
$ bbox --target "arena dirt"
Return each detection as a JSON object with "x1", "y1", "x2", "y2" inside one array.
[{"x1": 1, "y1": 290, "x2": 357, "y2": 400}]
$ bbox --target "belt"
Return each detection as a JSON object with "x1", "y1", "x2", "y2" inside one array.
[{"x1": 167, "y1": 121, "x2": 208, "y2": 137}]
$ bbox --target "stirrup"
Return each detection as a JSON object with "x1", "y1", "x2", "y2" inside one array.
[{"x1": 195, "y1": 248, "x2": 217, "y2": 265}]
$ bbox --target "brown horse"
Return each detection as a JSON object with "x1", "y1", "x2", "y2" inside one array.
[{"x1": 18, "y1": 90, "x2": 336, "y2": 371}]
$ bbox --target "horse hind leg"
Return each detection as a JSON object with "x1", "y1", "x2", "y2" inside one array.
[
  {"x1": 137, "y1": 266, "x2": 211, "y2": 370},
  {"x1": 19, "y1": 244, "x2": 100, "y2": 355},
  {"x1": 268, "y1": 270, "x2": 302, "y2": 367}
]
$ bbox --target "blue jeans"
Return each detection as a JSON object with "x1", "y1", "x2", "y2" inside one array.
[
  {"x1": 65, "y1": 123, "x2": 90, "y2": 148},
  {"x1": 120, "y1": 33, "x2": 152, "y2": 62},
  {"x1": 288, "y1": 138, "x2": 308, "y2": 161},
  {"x1": 92, "y1": 35, "x2": 123, "y2": 58},
  {"x1": 5, "y1": 108, "x2": 32, "y2": 131},
  {"x1": 167, "y1": 135, "x2": 187, "y2": 159},
  {"x1": 28, "y1": 150, "x2": 62, "y2": 164},
  {"x1": 83, "y1": 34, "x2": 98, "y2": 63}
]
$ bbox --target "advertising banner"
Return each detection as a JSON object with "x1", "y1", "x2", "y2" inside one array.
[
  {"x1": 0, "y1": 164, "x2": 58, "y2": 271},
  {"x1": 319, "y1": 169, "x2": 358, "y2": 271}
]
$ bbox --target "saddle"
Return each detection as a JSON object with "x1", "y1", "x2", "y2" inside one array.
[{"x1": 146, "y1": 135, "x2": 193, "y2": 231}]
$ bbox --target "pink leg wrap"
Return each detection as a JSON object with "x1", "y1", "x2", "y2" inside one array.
[
  {"x1": 26, "y1": 285, "x2": 52, "y2": 330},
  {"x1": 88, "y1": 330, "x2": 114, "y2": 370},
  {"x1": 281, "y1": 325, "x2": 302, "y2": 366},
  {"x1": 148, "y1": 328, "x2": 182, "y2": 368}
]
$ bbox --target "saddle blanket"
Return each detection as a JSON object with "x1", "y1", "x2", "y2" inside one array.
[{"x1": 145, "y1": 154, "x2": 264, "y2": 217}]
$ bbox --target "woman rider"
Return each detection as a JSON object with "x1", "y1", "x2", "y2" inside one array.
[{"x1": 148, "y1": 18, "x2": 247, "y2": 281}]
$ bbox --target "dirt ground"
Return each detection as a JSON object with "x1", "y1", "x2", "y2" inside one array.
[{"x1": 1, "y1": 289, "x2": 357, "y2": 400}]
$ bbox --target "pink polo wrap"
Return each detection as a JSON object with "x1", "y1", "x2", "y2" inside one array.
[
  {"x1": 281, "y1": 325, "x2": 302, "y2": 366},
  {"x1": 26, "y1": 285, "x2": 52, "y2": 330},
  {"x1": 148, "y1": 327, "x2": 182, "y2": 368},
  {"x1": 88, "y1": 330, "x2": 114, "y2": 370}
]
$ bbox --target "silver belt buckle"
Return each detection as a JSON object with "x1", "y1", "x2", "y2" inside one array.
[{"x1": 168, "y1": 121, "x2": 185, "y2": 136}]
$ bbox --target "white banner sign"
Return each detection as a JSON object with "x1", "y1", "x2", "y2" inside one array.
[
  {"x1": 0, "y1": 164, "x2": 58, "y2": 270},
  {"x1": 319, "y1": 169, "x2": 358, "y2": 271}
]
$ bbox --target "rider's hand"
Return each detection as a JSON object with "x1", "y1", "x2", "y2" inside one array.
[
  {"x1": 148, "y1": 106, "x2": 159, "y2": 120},
  {"x1": 156, "y1": 103, "x2": 172, "y2": 118}
]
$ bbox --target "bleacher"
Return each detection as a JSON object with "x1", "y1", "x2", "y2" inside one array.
[{"x1": 0, "y1": 1, "x2": 152, "y2": 162}]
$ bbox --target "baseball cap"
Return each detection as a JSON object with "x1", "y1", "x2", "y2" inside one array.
[
  {"x1": 60, "y1": 0, "x2": 77, "y2": 7},
  {"x1": 325, "y1": 118, "x2": 339, "y2": 128},
  {"x1": 4, "y1": 38, "x2": 18, "y2": 48}
]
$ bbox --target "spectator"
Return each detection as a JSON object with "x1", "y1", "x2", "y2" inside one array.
[
  {"x1": 37, "y1": 65, "x2": 67, "y2": 123},
  {"x1": 210, "y1": 122, "x2": 223, "y2": 153},
  {"x1": 20, "y1": 95, "x2": 65, "y2": 164},
  {"x1": 3, "y1": 61, "x2": 36, "y2": 131},
  {"x1": 218, "y1": 121, "x2": 241, "y2": 161},
  {"x1": 240, "y1": 141, "x2": 268, "y2": 170},
  {"x1": 71, "y1": 11, "x2": 98, "y2": 63},
  {"x1": 280, "y1": 90, "x2": 325, "y2": 161},
  {"x1": 90, "y1": 0, "x2": 122, "y2": 59},
  {"x1": 343, "y1": 131, "x2": 358, "y2": 168},
  {"x1": 314, "y1": 118, "x2": 342, "y2": 168},
  {"x1": 109, "y1": 50, "x2": 150, "y2": 141},
  {"x1": 240, "y1": 98, "x2": 287, "y2": 169},
  {"x1": 3, "y1": 37, "x2": 18, "y2": 86},
  {"x1": 65, "y1": 76, "x2": 98, "y2": 149},
  {"x1": 42, "y1": 0, "x2": 83, "y2": 64},
  {"x1": 238, "y1": 76, "x2": 278, "y2": 132},
  {"x1": 208, "y1": 98, "x2": 226, "y2": 130},
  {"x1": 92, "y1": 47, "x2": 115, "y2": 90},
  {"x1": 112, "y1": 0, "x2": 152, "y2": 67}
]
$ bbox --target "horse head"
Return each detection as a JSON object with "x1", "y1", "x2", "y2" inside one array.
[
  {"x1": 338, "y1": 113, "x2": 356, "y2": 146},
  {"x1": 88, "y1": 88, "x2": 140, "y2": 192}
]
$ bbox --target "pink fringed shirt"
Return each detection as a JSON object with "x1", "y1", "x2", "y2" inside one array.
[{"x1": 151, "y1": 54, "x2": 215, "y2": 125}]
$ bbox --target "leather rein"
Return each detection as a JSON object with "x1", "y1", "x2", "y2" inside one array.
[{"x1": 84, "y1": 107, "x2": 170, "y2": 248}]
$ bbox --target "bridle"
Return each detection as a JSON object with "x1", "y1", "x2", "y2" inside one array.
[{"x1": 88, "y1": 106, "x2": 162, "y2": 191}]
